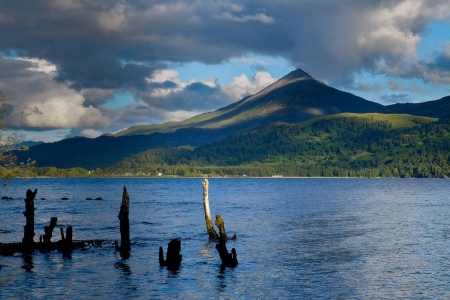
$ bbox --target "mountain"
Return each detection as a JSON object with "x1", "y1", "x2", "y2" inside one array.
[
  {"x1": 13, "y1": 67, "x2": 450, "y2": 170},
  {"x1": 15, "y1": 127, "x2": 232, "y2": 169},
  {"x1": 111, "y1": 113, "x2": 446, "y2": 178},
  {"x1": 379, "y1": 95, "x2": 450, "y2": 118},
  {"x1": 15, "y1": 141, "x2": 44, "y2": 149},
  {"x1": 116, "y1": 69, "x2": 384, "y2": 136}
]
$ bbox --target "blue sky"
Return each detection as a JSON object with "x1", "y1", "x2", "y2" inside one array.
[{"x1": 0, "y1": 1, "x2": 449, "y2": 142}]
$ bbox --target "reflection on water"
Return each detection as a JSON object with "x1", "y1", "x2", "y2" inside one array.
[
  {"x1": 21, "y1": 255, "x2": 34, "y2": 272},
  {"x1": 115, "y1": 260, "x2": 132, "y2": 276},
  {"x1": 1, "y1": 178, "x2": 450, "y2": 298}
]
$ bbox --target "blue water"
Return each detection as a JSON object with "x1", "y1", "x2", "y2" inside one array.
[{"x1": 1, "y1": 178, "x2": 450, "y2": 299}]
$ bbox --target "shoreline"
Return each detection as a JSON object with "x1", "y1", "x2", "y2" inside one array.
[{"x1": 11, "y1": 176, "x2": 448, "y2": 179}]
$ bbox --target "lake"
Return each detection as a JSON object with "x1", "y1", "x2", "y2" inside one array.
[{"x1": 1, "y1": 178, "x2": 450, "y2": 299}]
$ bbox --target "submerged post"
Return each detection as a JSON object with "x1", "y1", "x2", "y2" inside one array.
[
  {"x1": 61, "y1": 226, "x2": 73, "y2": 256},
  {"x1": 118, "y1": 186, "x2": 131, "y2": 253},
  {"x1": 215, "y1": 214, "x2": 228, "y2": 241},
  {"x1": 214, "y1": 214, "x2": 238, "y2": 267},
  {"x1": 43, "y1": 217, "x2": 58, "y2": 248},
  {"x1": 202, "y1": 179, "x2": 218, "y2": 240},
  {"x1": 159, "y1": 238, "x2": 182, "y2": 270},
  {"x1": 22, "y1": 189, "x2": 38, "y2": 253}
]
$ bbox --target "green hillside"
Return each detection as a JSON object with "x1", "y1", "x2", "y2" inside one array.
[{"x1": 105, "y1": 113, "x2": 450, "y2": 178}]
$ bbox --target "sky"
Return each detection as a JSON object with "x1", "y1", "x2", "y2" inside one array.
[{"x1": 0, "y1": 0, "x2": 450, "y2": 142}]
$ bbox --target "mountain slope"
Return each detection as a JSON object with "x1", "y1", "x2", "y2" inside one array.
[
  {"x1": 379, "y1": 95, "x2": 450, "y2": 118},
  {"x1": 15, "y1": 127, "x2": 231, "y2": 169},
  {"x1": 112, "y1": 113, "x2": 447, "y2": 178},
  {"x1": 116, "y1": 69, "x2": 384, "y2": 136}
]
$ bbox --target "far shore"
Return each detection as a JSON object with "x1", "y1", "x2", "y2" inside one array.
[{"x1": 12, "y1": 176, "x2": 447, "y2": 179}]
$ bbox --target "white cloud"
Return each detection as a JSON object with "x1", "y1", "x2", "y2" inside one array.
[
  {"x1": 213, "y1": 12, "x2": 274, "y2": 24},
  {"x1": 230, "y1": 57, "x2": 272, "y2": 66},
  {"x1": 146, "y1": 69, "x2": 187, "y2": 97},
  {"x1": 79, "y1": 129, "x2": 103, "y2": 138},
  {"x1": 223, "y1": 70, "x2": 277, "y2": 100},
  {"x1": 0, "y1": 57, "x2": 109, "y2": 130},
  {"x1": 14, "y1": 57, "x2": 57, "y2": 74}
]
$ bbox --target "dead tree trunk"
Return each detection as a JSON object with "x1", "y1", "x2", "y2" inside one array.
[
  {"x1": 215, "y1": 214, "x2": 238, "y2": 267},
  {"x1": 22, "y1": 189, "x2": 38, "y2": 253},
  {"x1": 215, "y1": 214, "x2": 228, "y2": 241},
  {"x1": 202, "y1": 179, "x2": 218, "y2": 240},
  {"x1": 60, "y1": 226, "x2": 73, "y2": 256},
  {"x1": 159, "y1": 238, "x2": 182, "y2": 270},
  {"x1": 42, "y1": 217, "x2": 57, "y2": 249},
  {"x1": 216, "y1": 242, "x2": 238, "y2": 267},
  {"x1": 118, "y1": 186, "x2": 131, "y2": 254}
]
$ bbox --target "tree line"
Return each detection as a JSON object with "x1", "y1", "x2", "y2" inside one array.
[{"x1": 17, "y1": 114, "x2": 450, "y2": 178}]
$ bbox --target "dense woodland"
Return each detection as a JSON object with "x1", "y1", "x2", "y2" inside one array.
[{"x1": 16, "y1": 113, "x2": 450, "y2": 178}]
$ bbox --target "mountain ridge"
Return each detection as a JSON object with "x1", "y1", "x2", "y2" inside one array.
[
  {"x1": 116, "y1": 68, "x2": 383, "y2": 136},
  {"x1": 13, "y1": 67, "x2": 450, "y2": 170}
]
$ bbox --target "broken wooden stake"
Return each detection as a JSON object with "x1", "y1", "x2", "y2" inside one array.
[
  {"x1": 215, "y1": 214, "x2": 228, "y2": 241},
  {"x1": 117, "y1": 186, "x2": 131, "y2": 254},
  {"x1": 22, "y1": 189, "x2": 38, "y2": 253},
  {"x1": 43, "y1": 217, "x2": 57, "y2": 249},
  {"x1": 214, "y1": 214, "x2": 238, "y2": 267},
  {"x1": 61, "y1": 226, "x2": 73, "y2": 256},
  {"x1": 216, "y1": 242, "x2": 238, "y2": 267},
  {"x1": 159, "y1": 238, "x2": 182, "y2": 270},
  {"x1": 202, "y1": 179, "x2": 219, "y2": 240}
]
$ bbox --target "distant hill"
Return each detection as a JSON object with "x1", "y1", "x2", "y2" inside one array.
[
  {"x1": 13, "y1": 67, "x2": 450, "y2": 171},
  {"x1": 14, "y1": 127, "x2": 232, "y2": 169},
  {"x1": 379, "y1": 95, "x2": 450, "y2": 118},
  {"x1": 111, "y1": 113, "x2": 448, "y2": 178},
  {"x1": 116, "y1": 69, "x2": 384, "y2": 136}
]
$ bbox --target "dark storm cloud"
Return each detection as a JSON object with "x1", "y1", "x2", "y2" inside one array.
[
  {"x1": 0, "y1": 0, "x2": 450, "y2": 136},
  {"x1": 2, "y1": 0, "x2": 448, "y2": 88}
]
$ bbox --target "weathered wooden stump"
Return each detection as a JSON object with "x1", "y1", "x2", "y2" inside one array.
[
  {"x1": 159, "y1": 238, "x2": 182, "y2": 270},
  {"x1": 42, "y1": 217, "x2": 58, "y2": 249},
  {"x1": 216, "y1": 243, "x2": 238, "y2": 267},
  {"x1": 117, "y1": 186, "x2": 131, "y2": 254},
  {"x1": 60, "y1": 226, "x2": 73, "y2": 256},
  {"x1": 22, "y1": 189, "x2": 38, "y2": 253},
  {"x1": 215, "y1": 214, "x2": 228, "y2": 241},
  {"x1": 215, "y1": 215, "x2": 238, "y2": 267},
  {"x1": 202, "y1": 179, "x2": 219, "y2": 240}
]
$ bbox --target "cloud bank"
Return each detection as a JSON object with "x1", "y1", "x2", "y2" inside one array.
[{"x1": 0, "y1": 0, "x2": 449, "y2": 138}]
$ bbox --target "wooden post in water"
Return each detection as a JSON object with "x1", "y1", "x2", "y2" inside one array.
[
  {"x1": 202, "y1": 179, "x2": 218, "y2": 240},
  {"x1": 159, "y1": 238, "x2": 182, "y2": 270},
  {"x1": 216, "y1": 241, "x2": 238, "y2": 267},
  {"x1": 215, "y1": 214, "x2": 228, "y2": 241},
  {"x1": 22, "y1": 189, "x2": 38, "y2": 253},
  {"x1": 43, "y1": 217, "x2": 57, "y2": 249},
  {"x1": 215, "y1": 214, "x2": 238, "y2": 267},
  {"x1": 118, "y1": 186, "x2": 131, "y2": 253},
  {"x1": 60, "y1": 226, "x2": 73, "y2": 256}
]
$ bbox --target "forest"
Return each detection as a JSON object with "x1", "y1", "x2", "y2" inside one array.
[{"x1": 17, "y1": 113, "x2": 450, "y2": 178}]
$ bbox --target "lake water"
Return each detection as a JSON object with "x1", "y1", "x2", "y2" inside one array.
[{"x1": 1, "y1": 178, "x2": 450, "y2": 299}]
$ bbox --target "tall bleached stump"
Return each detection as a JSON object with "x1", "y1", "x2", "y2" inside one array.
[{"x1": 202, "y1": 179, "x2": 219, "y2": 240}]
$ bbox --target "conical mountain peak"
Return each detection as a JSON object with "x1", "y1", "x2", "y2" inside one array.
[
  {"x1": 283, "y1": 68, "x2": 314, "y2": 80},
  {"x1": 116, "y1": 67, "x2": 383, "y2": 136}
]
